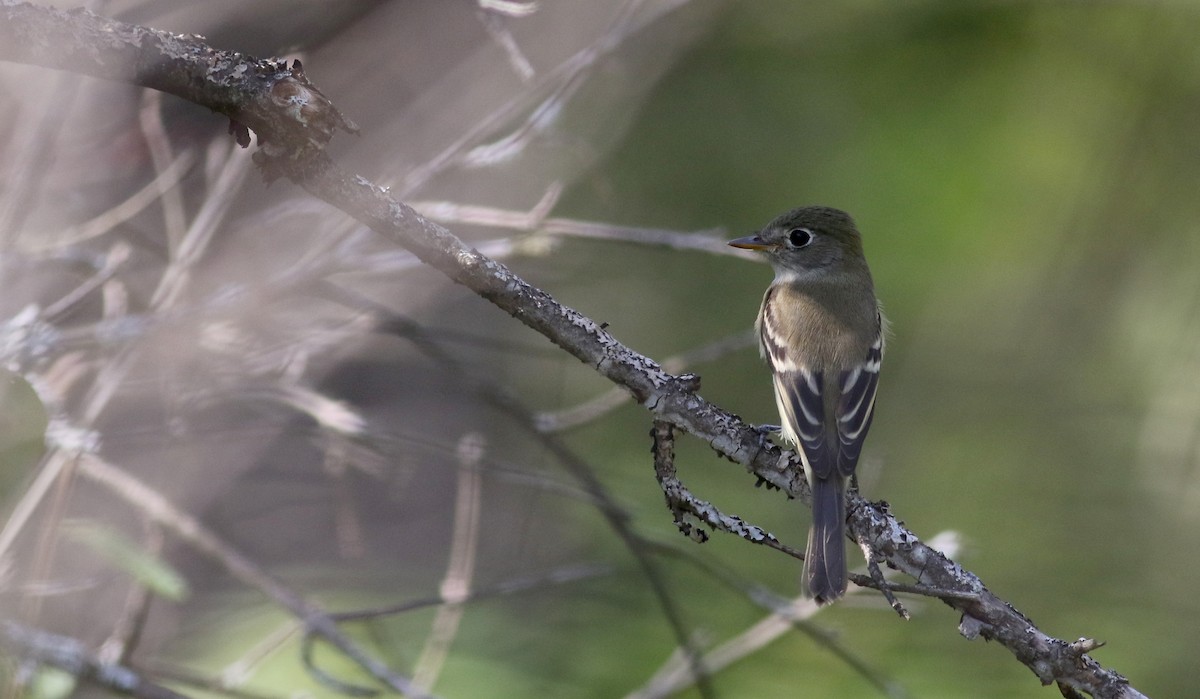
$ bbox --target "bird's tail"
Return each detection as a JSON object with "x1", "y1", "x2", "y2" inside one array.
[{"x1": 804, "y1": 476, "x2": 847, "y2": 605}]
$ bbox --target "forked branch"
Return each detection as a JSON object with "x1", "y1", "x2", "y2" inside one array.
[{"x1": 0, "y1": 4, "x2": 1148, "y2": 698}]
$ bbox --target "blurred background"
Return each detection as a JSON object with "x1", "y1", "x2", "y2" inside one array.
[{"x1": 2, "y1": 1, "x2": 1199, "y2": 697}]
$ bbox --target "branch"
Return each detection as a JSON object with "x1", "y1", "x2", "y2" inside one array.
[
  {"x1": 0, "y1": 5, "x2": 1149, "y2": 699},
  {"x1": 651, "y1": 420, "x2": 803, "y2": 557},
  {"x1": 0, "y1": 1, "x2": 357, "y2": 158},
  {"x1": 75, "y1": 454, "x2": 430, "y2": 698},
  {"x1": 0, "y1": 620, "x2": 187, "y2": 699},
  {"x1": 293, "y1": 134, "x2": 1154, "y2": 699}
]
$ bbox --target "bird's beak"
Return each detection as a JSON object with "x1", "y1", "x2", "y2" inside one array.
[{"x1": 728, "y1": 235, "x2": 771, "y2": 251}]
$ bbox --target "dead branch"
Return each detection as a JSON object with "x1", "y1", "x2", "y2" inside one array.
[{"x1": 0, "y1": 4, "x2": 1151, "y2": 699}]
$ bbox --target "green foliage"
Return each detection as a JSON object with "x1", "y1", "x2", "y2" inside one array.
[{"x1": 63, "y1": 521, "x2": 190, "y2": 602}]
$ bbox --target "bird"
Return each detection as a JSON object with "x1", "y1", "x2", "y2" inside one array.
[{"x1": 729, "y1": 206, "x2": 884, "y2": 604}]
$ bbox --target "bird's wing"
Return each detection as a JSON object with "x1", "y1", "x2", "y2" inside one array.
[
  {"x1": 770, "y1": 365, "x2": 834, "y2": 478},
  {"x1": 833, "y1": 335, "x2": 882, "y2": 477},
  {"x1": 764, "y1": 328, "x2": 882, "y2": 480}
]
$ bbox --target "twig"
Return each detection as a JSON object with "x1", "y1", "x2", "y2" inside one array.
[
  {"x1": 150, "y1": 141, "x2": 252, "y2": 308},
  {"x1": 97, "y1": 522, "x2": 162, "y2": 666},
  {"x1": 287, "y1": 149, "x2": 1149, "y2": 699},
  {"x1": 42, "y1": 242, "x2": 132, "y2": 322},
  {"x1": 220, "y1": 620, "x2": 303, "y2": 691},
  {"x1": 295, "y1": 563, "x2": 609, "y2": 695},
  {"x1": 630, "y1": 541, "x2": 908, "y2": 699},
  {"x1": 626, "y1": 594, "x2": 906, "y2": 699},
  {"x1": 0, "y1": 7, "x2": 1152, "y2": 698},
  {"x1": 477, "y1": 0, "x2": 540, "y2": 18},
  {"x1": 535, "y1": 330, "x2": 756, "y2": 432},
  {"x1": 411, "y1": 433, "x2": 486, "y2": 692},
  {"x1": 320, "y1": 563, "x2": 610, "y2": 624},
  {"x1": 324, "y1": 285, "x2": 718, "y2": 699},
  {"x1": 0, "y1": 67, "x2": 79, "y2": 247},
  {"x1": 0, "y1": 3, "x2": 357, "y2": 157},
  {"x1": 474, "y1": 6, "x2": 536, "y2": 81},
  {"x1": 20, "y1": 152, "x2": 194, "y2": 253},
  {"x1": 138, "y1": 89, "x2": 191, "y2": 253},
  {"x1": 411, "y1": 189, "x2": 741, "y2": 257},
  {"x1": 135, "y1": 663, "x2": 285, "y2": 699},
  {"x1": 642, "y1": 423, "x2": 901, "y2": 698},
  {"x1": 857, "y1": 530, "x2": 909, "y2": 619},
  {"x1": 74, "y1": 454, "x2": 431, "y2": 698},
  {"x1": 650, "y1": 420, "x2": 805, "y2": 558},
  {"x1": 398, "y1": 0, "x2": 696, "y2": 194},
  {"x1": 0, "y1": 620, "x2": 187, "y2": 699}
]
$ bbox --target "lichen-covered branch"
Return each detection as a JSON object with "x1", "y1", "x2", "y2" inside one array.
[
  {"x1": 287, "y1": 152, "x2": 1143, "y2": 699},
  {"x1": 0, "y1": 1, "x2": 356, "y2": 156},
  {"x1": 0, "y1": 4, "x2": 1150, "y2": 698}
]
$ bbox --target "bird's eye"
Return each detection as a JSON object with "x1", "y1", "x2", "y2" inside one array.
[{"x1": 788, "y1": 228, "x2": 814, "y2": 247}]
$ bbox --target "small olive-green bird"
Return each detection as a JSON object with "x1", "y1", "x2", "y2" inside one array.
[{"x1": 729, "y1": 206, "x2": 884, "y2": 604}]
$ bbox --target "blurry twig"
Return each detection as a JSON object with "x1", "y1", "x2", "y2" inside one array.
[
  {"x1": 290, "y1": 564, "x2": 606, "y2": 694},
  {"x1": 0, "y1": 620, "x2": 187, "y2": 699},
  {"x1": 318, "y1": 563, "x2": 610, "y2": 625},
  {"x1": 135, "y1": 663, "x2": 285, "y2": 699},
  {"x1": 411, "y1": 433, "x2": 486, "y2": 692},
  {"x1": 220, "y1": 619, "x2": 305, "y2": 691},
  {"x1": 536, "y1": 330, "x2": 756, "y2": 432},
  {"x1": 43, "y1": 242, "x2": 132, "y2": 322},
  {"x1": 17, "y1": 453, "x2": 78, "y2": 627},
  {"x1": 411, "y1": 185, "x2": 742, "y2": 258},
  {"x1": 0, "y1": 6, "x2": 1153, "y2": 698},
  {"x1": 631, "y1": 537, "x2": 975, "y2": 699},
  {"x1": 627, "y1": 585, "x2": 907, "y2": 699},
  {"x1": 399, "y1": 0, "x2": 697, "y2": 193},
  {"x1": 97, "y1": 521, "x2": 163, "y2": 666},
  {"x1": 151, "y1": 141, "x2": 252, "y2": 308},
  {"x1": 20, "y1": 152, "x2": 194, "y2": 253},
  {"x1": 477, "y1": 0, "x2": 539, "y2": 17},
  {"x1": 292, "y1": 151, "x2": 1146, "y2": 698},
  {"x1": 0, "y1": 70, "x2": 80, "y2": 247},
  {"x1": 138, "y1": 90, "x2": 191, "y2": 252},
  {"x1": 0, "y1": 138, "x2": 253, "y2": 577},
  {"x1": 299, "y1": 563, "x2": 611, "y2": 698},
  {"x1": 74, "y1": 454, "x2": 432, "y2": 698},
  {"x1": 318, "y1": 286, "x2": 716, "y2": 699},
  {"x1": 474, "y1": 6, "x2": 536, "y2": 81}
]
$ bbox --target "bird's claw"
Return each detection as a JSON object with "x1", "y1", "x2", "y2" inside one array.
[{"x1": 750, "y1": 423, "x2": 781, "y2": 453}]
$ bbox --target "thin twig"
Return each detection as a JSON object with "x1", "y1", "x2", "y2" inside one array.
[
  {"x1": 97, "y1": 521, "x2": 162, "y2": 666},
  {"x1": 536, "y1": 330, "x2": 756, "y2": 432},
  {"x1": 150, "y1": 141, "x2": 252, "y2": 308},
  {"x1": 411, "y1": 191, "x2": 742, "y2": 257},
  {"x1": 323, "y1": 289, "x2": 717, "y2": 699},
  {"x1": 135, "y1": 663, "x2": 286, "y2": 699},
  {"x1": 138, "y1": 89, "x2": 191, "y2": 253},
  {"x1": 651, "y1": 419, "x2": 805, "y2": 558},
  {"x1": 474, "y1": 7, "x2": 536, "y2": 81},
  {"x1": 74, "y1": 454, "x2": 431, "y2": 698},
  {"x1": 398, "y1": 0, "x2": 697, "y2": 194},
  {"x1": 283, "y1": 150, "x2": 1145, "y2": 698},
  {"x1": 18, "y1": 151, "x2": 194, "y2": 253},
  {"x1": 411, "y1": 433, "x2": 486, "y2": 692},
  {"x1": 325, "y1": 564, "x2": 610, "y2": 625},
  {"x1": 0, "y1": 68, "x2": 80, "y2": 247},
  {"x1": 0, "y1": 620, "x2": 188, "y2": 699},
  {"x1": 626, "y1": 594, "x2": 906, "y2": 699},
  {"x1": 0, "y1": 7, "x2": 1153, "y2": 697},
  {"x1": 42, "y1": 242, "x2": 132, "y2": 322}
]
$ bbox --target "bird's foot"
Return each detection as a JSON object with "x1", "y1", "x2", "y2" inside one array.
[{"x1": 749, "y1": 423, "x2": 782, "y2": 459}]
